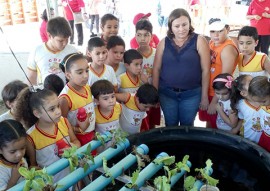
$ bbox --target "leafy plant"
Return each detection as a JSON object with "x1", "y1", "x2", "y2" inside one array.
[
  {"x1": 62, "y1": 145, "x2": 95, "y2": 173},
  {"x1": 184, "y1": 159, "x2": 219, "y2": 191},
  {"x1": 102, "y1": 157, "x2": 115, "y2": 185},
  {"x1": 195, "y1": 159, "x2": 219, "y2": 187},
  {"x1": 132, "y1": 145, "x2": 150, "y2": 170},
  {"x1": 110, "y1": 128, "x2": 128, "y2": 147},
  {"x1": 95, "y1": 132, "x2": 109, "y2": 146},
  {"x1": 78, "y1": 144, "x2": 95, "y2": 172},
  {"x1": 154, "y1": 176, "x2": 171, "y2": 191},
  {"x1": 154, "y1": 155, "x2": 190, "y2": 191},
  {"x1": 125, "y1": 169, "x2": 140, "y2": 189},
  {"x1": 153, "y1": 156, "x2": 175, "y2": 166},
  {"x1": 61, "y1": 146, "x2": 79, "y2": 172},
  {"x1": 18, "y1": 167, "x2": 57, "y2": 191}
]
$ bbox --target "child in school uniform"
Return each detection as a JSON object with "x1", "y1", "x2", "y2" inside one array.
[
  {"x1": 59, "y1": 53, "x2": 96, "y2": 146},
  {"x1": 117, "y1": 49, "x2": 147, "y2": 93},
  {"x1": 249, "y1": 76, "x2": 270, "y2": 152},
  {"x1": 116, "y1": 83, "x2": 159, "y2": 135},
  {"x1": 106, "y1": 35, "x2": 126, "y2": 77},
  {"x1": 0, "y1": 80, "x2": 28, "y2": 122},
  {"x1": 100, "y1": 13, "x2": 119, "y2": 45},
  {"x1": 86, "y1": 37, "x2": 118, "y2": 91},
  {"x1": 91, "y1": 80, "x2": 122, "y2": 151},
  {"x1": 237, "y1": 26, "x2": 270, "y2": 77},
  {"x1": 135, "y1": 19, "x2": 161, "y2": 130},
  {"x1": 0, "y1": 120, "x2": 28, "y2": 190},
  {"x1": 15, "y1": 87, "x2": 80, "y2": 183}
]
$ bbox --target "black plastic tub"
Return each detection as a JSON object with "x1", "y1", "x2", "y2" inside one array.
[{"x1": 125, "y1": 127, "x2": 270, "y2": 191}]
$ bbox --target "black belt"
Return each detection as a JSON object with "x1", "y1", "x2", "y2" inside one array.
[{"x1": 171, "y1": 87, "x2": 188, "y2": 92}]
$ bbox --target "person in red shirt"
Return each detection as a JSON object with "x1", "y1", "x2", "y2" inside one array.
[
  {"x1": 130, "y1": 13, "x2": 160, "y2": 49},
  {"x1": 246, "y1": 0, "x2": 270, "y2": 55},
  {"x1": 39, "y1": 8, "x2": 54, "y2": 43},
  {"x1": 62, "y1": 0, "x2": 87, "y2": 46}
]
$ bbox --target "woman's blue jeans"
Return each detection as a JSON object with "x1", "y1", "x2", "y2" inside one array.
[{"x1": 159, "y1": 86, "x2": 201, "y2": 127}]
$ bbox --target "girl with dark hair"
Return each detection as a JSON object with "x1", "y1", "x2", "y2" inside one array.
[
  {"x1": 14, "y1": 87, "x2": 80, "y2": 182},
  {"x1": 0, "y1": 120, "x2": 27, "y2": 190}
]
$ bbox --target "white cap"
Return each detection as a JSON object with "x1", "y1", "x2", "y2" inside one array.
[{"x1": 208, "y1": 18, "x2": 227, "y2": 31}]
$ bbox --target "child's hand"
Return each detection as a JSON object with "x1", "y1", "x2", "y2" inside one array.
[
  {"x1": 216, "y1": 102, "x2": 223, "y2": 112},
  {"x1": 11, "y1": 160, "x2": 25, "y2": 181},
  {"x1": 140, "y1": 72, "x2": 149, "y2": 84},
  {"x1": 77, "y1": 112, "x2": 91, "y2": 131}
]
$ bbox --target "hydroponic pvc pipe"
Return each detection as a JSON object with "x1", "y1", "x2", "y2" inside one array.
[
  {"x1": 81, "y1": 144, "x2": 149, "y2": 191},
  {"x1": 119, "y1": 152, "x2": 169, "y2": 191}
]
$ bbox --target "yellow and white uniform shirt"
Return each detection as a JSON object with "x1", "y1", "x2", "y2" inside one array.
[
  {"x1": 0, "y1": 158, "x2": 28, "y2": 190},
  {"x1": 238, "y1": 52, "x2": 268, "y2": 77},
  {"x1": 117, "y1": 72, "x2": 142, "y2": 93},
  {"x1": 88, "y1": 64, "x2": 118, "y2": 87},
  {"x1": 258, "y1": 106, "x2": 270, "y2": 136},
  {"x1": 59, "y1": 84, "x2": 95, "y2": 133},
  {"x1": 119, "y1": 93, "x2": 146, "y2": 135},
  {"x1": 95, "y1": 103, "x2": 122, "y2": 134},
  {"x1": 238, "y1": 99, "x2": 262, "y2": 143},
  {"x1": 27, "y1": 117, "x2": 71, "y2": 182},
  {"x1": 114, "y1": 62, "x2": 126, "y2": 77},
  {"x1": 27, "y1": 44, "x2": 77, "y2": 84}
]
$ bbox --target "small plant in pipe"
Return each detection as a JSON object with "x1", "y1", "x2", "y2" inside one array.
[
  {"x1": 102, "y1": 157, "x2": 115, "y2": 185},
  {"x1": 125, "y1": 169, "x2": 140, "y2": 189},
  {"x1": 19, "y1": 167, "x2": 58, "y2": 191},
  {"x1": 125, "y1": 146, "x2": 151, "y2": 189},
  {"x1": 132, "y1": 145, "x2": 150, "y2": 170},
  {"x1": 78, "y1": 144, "x2": 95, "y2": 172},
  {"x1": 153, "y1": 155, "x2": 175, "y2": 191},
  {"x1": 62, "y1": 145, "x2": 94, "y2": 172},
  {"x1": 95, "y1": 132, "x2": 108, "y2": 146},
  {"x1": 110, "y1": 128, "x2": 128, "y2": 147},
  {"x1": 184, "y1": 159, "x2": 219, "y2": 191},
  {"x1": 154, "y1": 155, "x2": 190, "y2": 191}
]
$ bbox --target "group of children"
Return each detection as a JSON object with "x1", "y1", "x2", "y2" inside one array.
[
  {"x1": 0, "y1": 12, "x2": 160, "y2": 190},
  {"x1": 1, "y1": 6, "x2": 270, "y2": 189},
  {"x1": 211, "y1": 25, "x2": 270, "y2": 153}
]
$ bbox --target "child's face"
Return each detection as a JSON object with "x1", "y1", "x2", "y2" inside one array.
[
  {"x1": 107, "y1": 45, "x2": 125, "y2": 65},
  {"x1": 137, "y1": 101, "x2": 155, "y2": 112},
  {"x1": 215, "y1": 88, "x2": 230, "y2": 101},
  {"x1": 0, "y1": 137, "x2": 26, "y2": 163},
  {"x1": 88, "y1": 46, "x2": 108, "y2": 66},
  {"x1": 210, "y1": 27, "x2": 229, "y2": 46},
  {"x1": 48, "y1": 35, "x2": 69, "y2": 52},
  {"x1": 66, "y1": 58, "x2": 89, "y2": 87},
  {"x1": 36, "y1": 94, "x2": 62, "y2": 123},
  {"x1": 96, "y1": 93, "x2": 116, "y2": 111},
  {"x1": 238, "y1": 36, "x2": 258, "y2": 55},
  {"x1": 101, "y1": 20, "x2": 119, "y2": 39},
  {"x1": 125, "y1": 59, "x2": 143, "y2": 76},
  {"x1": 135, "y1": 29, "x2": 152, "y2": 47}
]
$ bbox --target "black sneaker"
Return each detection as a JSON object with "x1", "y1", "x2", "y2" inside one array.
[{"x1": 70, "y1": 41, "x2": 75, "y2": 44}]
